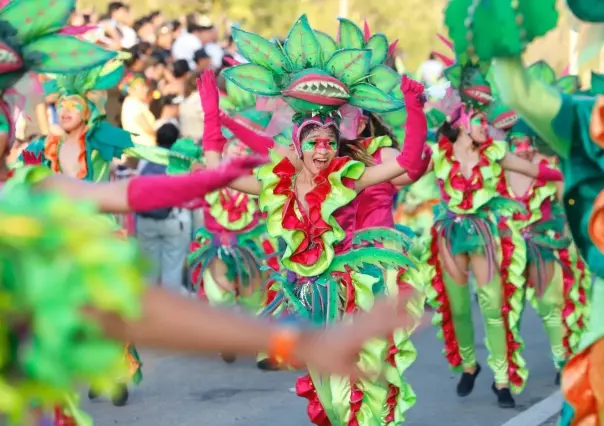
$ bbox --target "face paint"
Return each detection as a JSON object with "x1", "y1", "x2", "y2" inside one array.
[
  {"x1": 470, "y1": 115, "x2": 487, "y2": 127},
  {"x1": 301, "y1": 137, "x2": 338, "y2": 152},
  {"x1": 511, "y1": 136, "x2": 533, "y2": 153},
  {"x1": 57, "y1": 97, "x2": 87, "y2": 114}
]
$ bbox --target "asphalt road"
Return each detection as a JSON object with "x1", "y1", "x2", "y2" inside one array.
[{"x1": 82, "y1": 304, "x2": 561, "y2": 426}]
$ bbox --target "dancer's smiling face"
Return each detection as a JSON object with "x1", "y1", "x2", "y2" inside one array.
[
  {"x1": 468, "y1": 112, "x2": 489, "y2": 144},
  {"x1": 299, "y1": 125, "x2": 339, "y2": 174},
  {"x1": 57, "y1": 95, "x2": 89, "y2": 132}
]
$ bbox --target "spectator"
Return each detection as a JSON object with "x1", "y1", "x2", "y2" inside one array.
[
  {"x1": 224, "y1": 34, "x2": 246, "y2": 64},
  {"x1": 154, "y1": 95, "x2": 182, "y2": 129},
  {"x1": 197, "y1": 25, "x2": 223, "y2": 69},
  {"x1": 154, "y1": 23, "x2": 174, "y2": 62},
  {"x1": 136, "y1": 123, "x2": 193, "y2": 295},
  {"x1": 124, "y1": 43, "x2": 149, "y2": 73},
  {"x1": 134, "y1": 16, "x2": 155, "y2": 44},
  {"x1": 148, "y1": 10, "x2": 165, "y2": 29},
  {"x1": 162, "y1": 59, "x2": 189, "y2": 96},
  {"x1": 120, "y1": 74, "x2": 156, "y2": 146},
  {"x1": 416, "y1": 52, "x2": 444, "y2": 87},
  {"x1": 179, "y1": 73, "x2": 203, "y2": 141},
  {"x1": 106, "y1": 1, "x2": 137, "y2": 48},
  {"x1": 193, "y1": 48, "x2": 211, "y2": 73},
  {"x1": 172, "y1": 24, "x2": 203, "y2": 69},
  {"x1": 144, "y1": 54, "x2": 167, "y2": 84},
  {"x1": 171, "y1": 20, "x2": 183, "y2": 39}
]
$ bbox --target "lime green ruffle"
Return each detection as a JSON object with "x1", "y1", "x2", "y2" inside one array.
[
  {"x1": 204, "y1": 189, "x2": 259, "y2": 231},
  {"x1": 0, "y1": 185, "x2": 145, "y2": 423},
  {"x1": 364, "y1": 135, "x2": 392, "y2": 156},
  {"x1": 433, "y1": 140, "x2": 506, "y2": 214},
  {"x1": 257, "y1": 150, "x2": 365, "y2": 277}
]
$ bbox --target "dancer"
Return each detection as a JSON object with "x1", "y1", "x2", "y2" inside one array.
[
  {"x1": 442, "y1": 0, "x2": 602, "y2": 422},
  {"x1": 200, "y1": 14, "x2": 429, "y2": 424},
  {"x1": 500, "y1": 120, "x2": 590, "y2": 384},
  {"x1": 423, "y1": 57, "x2": 564, "y2": 407}
]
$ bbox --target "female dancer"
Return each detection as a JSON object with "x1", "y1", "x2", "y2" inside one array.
[
  {"x1": 500, "y1": 120, "x2": 591, "y2": 385},
  {"x1": 199, "y1": 14, "x2": 429, "y2": 424},
  {"x1": 424, "y1": 59, "x2": 564, "y2": 408},
  {"x1": 441, "y1": 0, "x2": 603, "y2": 422},
  {"x1": 188, "y1": 77, "x2": 282, "y2": 368}
]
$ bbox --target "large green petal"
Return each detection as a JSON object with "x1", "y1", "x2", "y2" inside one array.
[
  {"x1": 337, "y1": 18, "x2": 364, "y2": 49},
  {"x1": 23, "y1": 35, "x2": 116, "y2": 74},
  {"x1": 325, "y1": 48, "x2": 371, "y2": 87},
  {"x1": 284, "y1": 14, "x2": 320, "y2": 71},
  {"x1": 369, "y1": 64, "x2": 400, "y2": 94},
  {"x1": 94, "y1": 62, "x2": 126, "y2": 91},
  {"x1": 443, "y1": 64, "x2": 461, "y2": 88},
  {"x1": 0, "y1": 0, "x2": 75, "y2": 44},
  {"x1": 222, "y1": 64, "x2": 280, "y2": 96},
  {"x1": 365, "y1": 33, "x2": 389, "y2": 68},
  {"x1": 527, "y1": 60, "x2": 556, "y2": 85},
  {"x1": 231, "y1": 27, "x2": 290, "y2": 74},
  {"x1": 555, "y1": 75, "x2": 580, "y2": 94},
  {"x1": 314, "y1": 31, "x2": 338, "y2": 65},
  {"x1": 348, "y1": 83, "x2": 404, "y2": 113}
]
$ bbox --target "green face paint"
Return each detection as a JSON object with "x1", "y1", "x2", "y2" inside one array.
[
  {"x1": 57, "y1": 96, "x2": 87, "y2": 114},
  {"x1": 301, "y1": 138, "x2": 338, "y2": 152}
]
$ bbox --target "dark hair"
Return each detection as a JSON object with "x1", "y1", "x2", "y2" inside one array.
[
  {"x1": 298, "y1": 123, "x2": 374, "y2": 166},
  {"x1": 437, "y1": 113, "x2": 482, "y2": 149},
  {"x1": 133, "y1": 17, "x2": 151, "y2": 33},
  {"x1": 107, "y1": 2, "x2": 127, "y2": 15},
  {"x1": 172, "y1": 59, "x2": 190, "y2": 78},
  {"x1": 187, "y1": 24, "x2": 203, "y2": 34},
  {"x1": 171, "y1": 20, "x2": 182, "y2": 32},
  {"x1": 359, "y1": 111, "x2": 400, "y2": 148},
  {"x1": 156, "y1": 123, "x2": 180, "y2": 149},
  {"x1": 148, "y1": 11, "x2": 161, "y2": 20}
]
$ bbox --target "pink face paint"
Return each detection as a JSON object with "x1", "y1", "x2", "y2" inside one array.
[{"x1": 301, "y1": 137, "x2": 338, "y2": 152}]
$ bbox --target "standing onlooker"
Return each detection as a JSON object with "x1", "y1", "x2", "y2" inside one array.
[
  {"x1": 134, "y1": 16, "x2": 156, "y2": 44},
  {"x1": 106, "y1": 2, "x2": 137, "y2": 48},
  {"x1": 136, "y1": 123, "x2": 192, "y2": 294},
  {"x1": 148, "y1": 10, "x2": 165, "y2": 30},
  {"x1": 179, "y1": 73, "x2": 204, "y2": 141},
  {"x1": 154, "y1": 95, "x2": 182, "y2": 129},
  {"x1": 162, "y1": 59, "x2": 189, "y2": 96},
  {"x1": 193, "y1": 48, "x2": 212, "y2": 73},
  {"x1": 197, "y1": 25, "x2": 223, "y2": 70},
  {"x1": 172, "y1": 24, "x2": 203, "y2": 69},
  {"x1": 153, "y1": 23, "x2": 174, "y2": 63},
  {"x1": 223, "y1": 34, "x2": 246, "y2": 64},
  {"x1": 120, "y1": 74, "x2": 156, "y2": 146},
  {"x1": 416, "y1": 53, "x2": 444, "y2": 87}
]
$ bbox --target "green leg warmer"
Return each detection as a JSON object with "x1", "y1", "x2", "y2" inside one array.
[
  {"x1": 476, "y1": 274, "x2": 509, "y2": 386},
  {"x1": 534, "y1": 265, "x2": 566, "y2": 369},
  {"x1": 203, "y1": 268, "x2": 236, "y2": 307},
  {"x1": 442, "y1": 273, "x2": 477, "y2": 369}
]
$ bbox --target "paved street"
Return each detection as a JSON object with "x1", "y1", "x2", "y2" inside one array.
[{"x1": 83, "y1": 305, "x2": 561, "y2": 426}]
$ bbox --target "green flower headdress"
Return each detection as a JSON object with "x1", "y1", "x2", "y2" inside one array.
[
  {"x1": 167, "y1": 137, "x2": 202, "y2": 175},
  {"x1": 223, "y1": 14, "x2": 404, "y2": 127},
  {"x1": 42, "y1": 56, "x2": 127, "y2": 123},
  {"x1": 526, "y1": 60, "x2": 580, "y2": 94}
]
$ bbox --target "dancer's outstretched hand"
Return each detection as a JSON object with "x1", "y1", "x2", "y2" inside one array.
[
  {"x1": 292, "y1": 291, "x2": 424, "y2": 378},
  {"x1": 401, "y1": 75, "x2": 426, "y2": 108},
  {"x1": 196, "y1": 70, "x2": 220, "y2": 115}
]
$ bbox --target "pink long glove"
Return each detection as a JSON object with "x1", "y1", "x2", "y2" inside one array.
[
  {"x1": 220, "y1": 111, "x2": 275, "y2": 155},
  {"x1": 127, "y1": 156, "x2": 267, "y2": 212},
  {"x1": 408, "y1": 144, "x2": 432, "y2": 183},
  {"x1": 537, "y1": 163, "x2": 563, "y2": 182},
  {"x1": 197, "y1": 70, "x2": 227, "y2": 153},
  {"x1": 396, "y1": 75, "x2": 428, "y2": 181}
]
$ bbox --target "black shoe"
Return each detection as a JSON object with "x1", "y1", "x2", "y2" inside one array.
[
  {"x1": 220, "y1": 353, "x2": 237, "y2": 364},
  {"x1": 111, "y1": 384, "x2": 129, "y2": 407},
  {"x1": 88, "y1": 388, "x2": 99, "y2": 400},
  {"x1": 457, "y1": 363, "x2": 481, "y2": 397},
  {"x1": 555, "y1": 372, "x2": 561, "y2": 386},
  {"x1": 491, "y1": 383, "x2": 516, "y2": 408},
  {"x1": 257, "y1": 358, "x2": 280, "y2": 371}
]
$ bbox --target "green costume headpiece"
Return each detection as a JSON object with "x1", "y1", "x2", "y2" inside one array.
[
  {"x1": 167, "y1": 137, "x2": 202, "y2": 175},
  {"x1": 223, "y1": 14, "x2": 405, "y2": 156},
  {"x1": 0, "y1": 0, "x2": 116, "y2": 142}
]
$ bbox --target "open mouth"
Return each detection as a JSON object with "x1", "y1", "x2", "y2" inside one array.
[
  {"x1": 313, "y1": 158, "x2": 329, "y2": 169},
  {"x1": 463, "y1": 85, "x2": 492, "y2": 104},
  {"x1": 493, "y1": 111, "x2": 519, "y2": 130},
  {"x1": 0, "y1": 42, "x2": 23, "y2": 73},
  {"x1": 283, "y1": 74, "x2": 349, "y2": 106}
]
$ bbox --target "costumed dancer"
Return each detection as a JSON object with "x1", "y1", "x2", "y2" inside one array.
[
  {"x1": 187, "y1": 78, "x2": 279, "y2": 368},
  {"x1": 199, "y1": 14, "x2": 430, "y2": 424},
  {"x1": 501, "y1": 120, "x2": 590, "y2": 385},
  {"x1": 441, "y1": 0, "x2": 604, "y2": 422},
  {"x1": 423, "y1": 53, "x2": 565, "y2": 407}
]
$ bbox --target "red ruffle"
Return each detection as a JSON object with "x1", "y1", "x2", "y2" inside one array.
[
  {"x1": 558, "y1": 248, "x2": 578, "y2": 356},
  {"x1": 273, "y1": 157, "x2": 350, "y2": 267},
  {"x1": 218, "y1": 189, "x2": 251, "y2": 222},
  {"x1": 53, "y1": 406, "x2": 76, "y2": 426},
  {"x1": 296, "y1": 375, "x2": 331, "y2": 426},
  {"x1": 428, "y1": 226, "x2": 463, "y2": 368},
  {"x1": 22, "y1": 150, "x2": 43, "y2": 165},
  {"x1": 497, "y1": 218, "x2": 524, "y2": 388},
  {"x1": 439, "y1": 136, "x2": 492, "y2": 210}
]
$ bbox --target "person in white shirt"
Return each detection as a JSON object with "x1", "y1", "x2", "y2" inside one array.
[
  {"x1": 416, "y1": 53, "x2": 445, "y2": 87},
  {"x1": 105, "y1": 2, "x2": 137, "y2": 49},
  {"x1": 172, "y1": 25, "x2": 203, "y2": 70}
]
